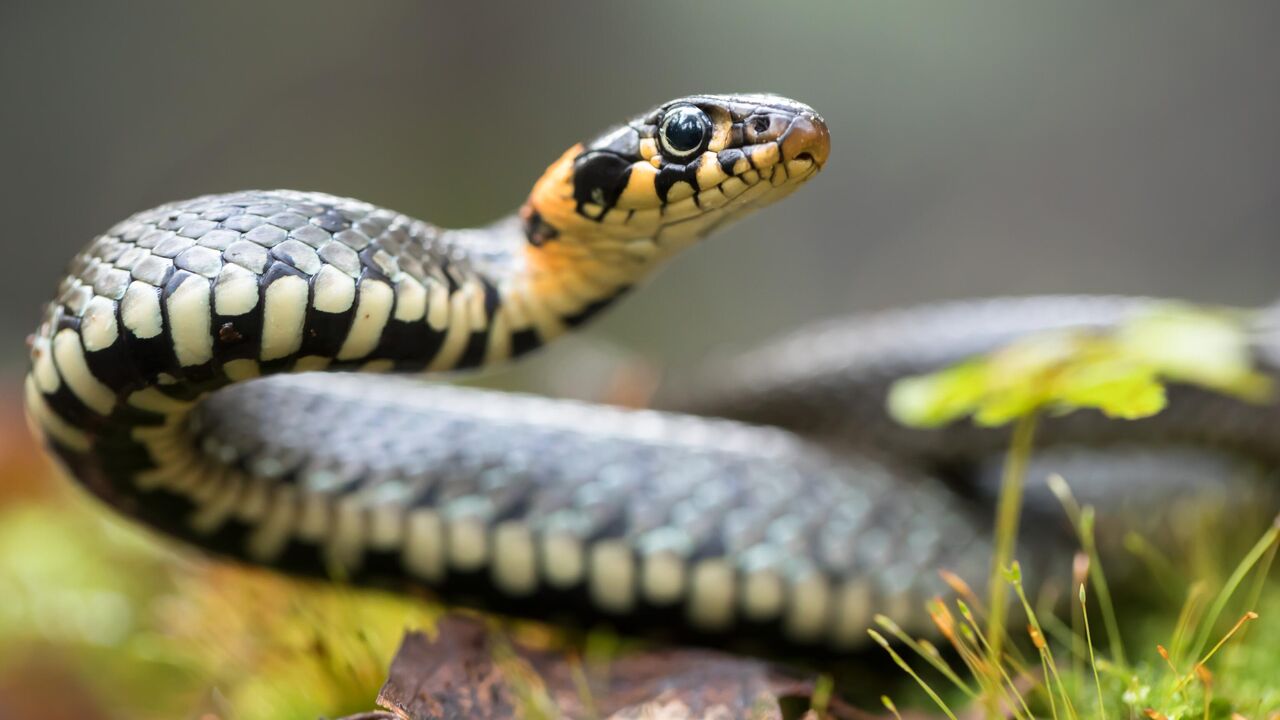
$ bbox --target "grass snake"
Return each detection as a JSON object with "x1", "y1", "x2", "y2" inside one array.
[{"x1": 23, "y1": 93, "x2": 1280, "y2": 657}]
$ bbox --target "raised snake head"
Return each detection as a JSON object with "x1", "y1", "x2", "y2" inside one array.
[{"x1": 522, "y1": 93, "x2": 830, "y2": 268}]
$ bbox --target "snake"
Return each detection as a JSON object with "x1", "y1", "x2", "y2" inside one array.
[{"x1": 23, "y1": 93, "x2": 1280, "y2": 659}]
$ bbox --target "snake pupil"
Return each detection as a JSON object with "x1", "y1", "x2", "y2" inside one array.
[{"x1": 659, "y1": 105, "x2": 710, "y2": 158}]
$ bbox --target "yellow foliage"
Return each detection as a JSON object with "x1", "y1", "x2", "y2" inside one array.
[{"x1": 889, "y1": 304, "x2": 1272, "y2": 428}]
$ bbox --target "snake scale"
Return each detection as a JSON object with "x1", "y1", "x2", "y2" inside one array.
[{"x1": 24, "y1": 93, "x2": 1280, "y2": 657}]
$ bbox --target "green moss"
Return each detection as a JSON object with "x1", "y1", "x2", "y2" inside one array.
[{"x1": 0, "y1": 495, "x2": 438, "y2": 720}]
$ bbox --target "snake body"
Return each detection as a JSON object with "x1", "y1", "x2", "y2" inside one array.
[{"x1": 24, "y1": 93, "x2": 1280, "y2": 656}]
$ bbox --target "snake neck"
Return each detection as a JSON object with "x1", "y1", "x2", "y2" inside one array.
[
  {"x1": 435, "y1": 212, "x2": 642, "y2": 366},
  {"x1": 431, "y1": 151, "x2": 725, "y2": 367}
]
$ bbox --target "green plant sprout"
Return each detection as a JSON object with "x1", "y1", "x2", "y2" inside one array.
[{"x1": 883, "y1": 303, "x2": 1280, "y2": 719}]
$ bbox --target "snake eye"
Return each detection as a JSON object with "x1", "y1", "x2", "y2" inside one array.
[{"x1": 659, "y1": 105, "x2": 711, "y2": 159}]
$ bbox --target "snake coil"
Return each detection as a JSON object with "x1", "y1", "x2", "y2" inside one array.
[{"x1": 24, "y1": 93, "x2": 1280, "y2": 656}]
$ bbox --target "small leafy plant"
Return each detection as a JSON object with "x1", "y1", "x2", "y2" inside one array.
[{"x1": 881, "y1": 303, "x2": 1280, "y2": 719}]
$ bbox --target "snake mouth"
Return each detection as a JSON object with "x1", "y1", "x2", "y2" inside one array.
[
  {"x1": 643, "y1": 156, "x2": 821, "y2": 250},
  {"x1": 792, "y1": 152, "x2": 823, "y2": 170}
]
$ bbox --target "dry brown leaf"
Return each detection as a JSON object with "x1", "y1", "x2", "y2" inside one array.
[{"x1": 372, "y1": 616, "x2": 869, "y2": 720}]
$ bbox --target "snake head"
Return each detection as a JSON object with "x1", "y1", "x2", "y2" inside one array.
[{"x1": 523, "y1": 93, "x2": 830, "y2": 260}]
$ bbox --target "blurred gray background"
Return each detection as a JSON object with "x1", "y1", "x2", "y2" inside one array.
[{"x1": 3, "y1": 2, "x2": 1279, "y2": 388}]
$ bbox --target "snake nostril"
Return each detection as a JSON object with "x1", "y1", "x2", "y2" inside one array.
[{"x1": 795, "y1": 152, "x2": 815, "y2": 164}]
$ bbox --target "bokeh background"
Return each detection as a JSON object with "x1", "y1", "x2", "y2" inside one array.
[{"x1": 2, "y1": 2, "x2": 1280, "y2": 718}]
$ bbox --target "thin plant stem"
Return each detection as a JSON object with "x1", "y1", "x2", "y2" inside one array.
[
  {"x1": 986, "y1": 412, "x2": 1038, "y2": 698},
  {"x1": 875, "y1": 615, "x2": 977, "y2": 698},
  {"x1": 1080, "y1": 508, "x2": 1128, "y2": 667},
  {"x1": 1049, "y1": 476, "x2": 1127, "y2": 667},
  {"x1": 1080, "y1": 585, "x2": 1107, "y2": 720},
  {"x1": 1188, "y1": 516, "x2": 1280, "y2": 661},
  {"x1": 1229, "y1": 515, "x2": 1280, "y2": 668},
  {"x1": 869, "y1": 630, "x2": 960, "y2": 720}
]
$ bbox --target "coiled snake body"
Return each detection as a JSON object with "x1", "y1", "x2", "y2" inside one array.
[{"x1": 24, "y1": 94, "x2": 1280, "y2": 656}]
